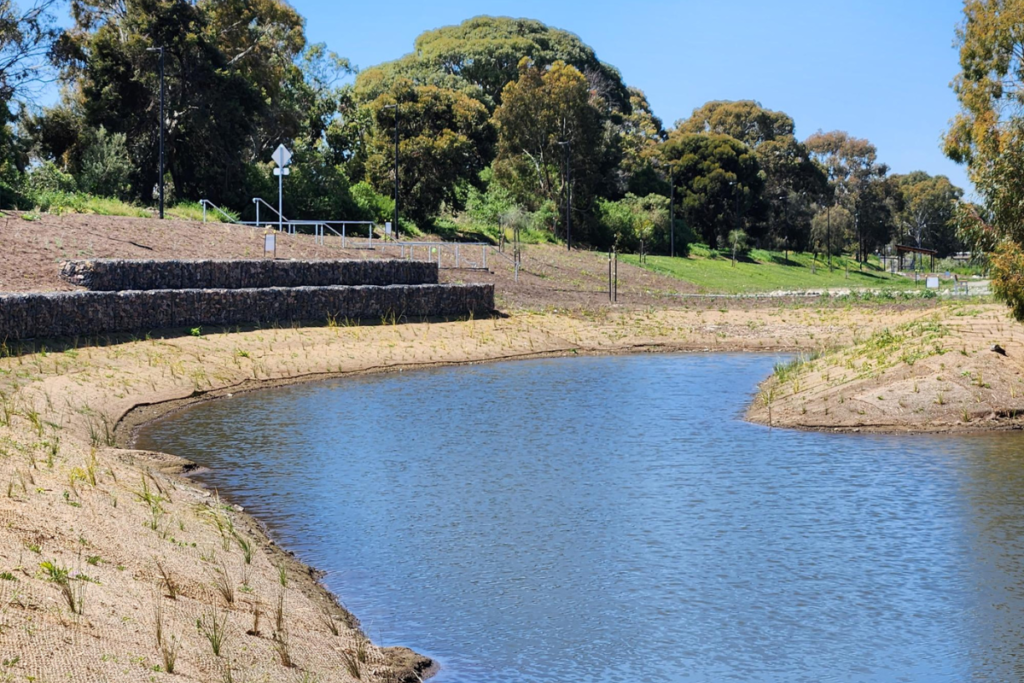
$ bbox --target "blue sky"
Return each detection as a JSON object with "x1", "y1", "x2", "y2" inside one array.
[{"x1": 292, "y1": 0, "x2": 970, "y2": 192}]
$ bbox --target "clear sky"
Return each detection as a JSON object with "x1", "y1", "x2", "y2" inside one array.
[{"x1": 290, "y1": 0, "x2": 970, "y2": 192}]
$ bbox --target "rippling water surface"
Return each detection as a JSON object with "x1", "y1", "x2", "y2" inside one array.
[{"x1": 137, "y1": 354, "x2": 1024, "y2": 682}]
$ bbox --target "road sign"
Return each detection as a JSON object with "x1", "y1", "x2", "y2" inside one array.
[
  {"x1": 273, "y1": 168, "x2": 290, "y2": 176},
  {"x1": 272, "y1": 144, "x2": 292, "y2": 168}
]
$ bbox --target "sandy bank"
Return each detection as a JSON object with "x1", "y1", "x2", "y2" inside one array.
[
  {"x1": 747, "y1": 301, "x2": 1024, "y2": 433},
  {"x1": 0, "y1": 301, "x2": 962, "y2": 681}
]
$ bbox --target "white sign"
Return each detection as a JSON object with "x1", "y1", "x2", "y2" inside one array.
[
  {"x1": 264, "y1": 233, "x2": 276, "y2": 257},
  {"x1": 384, "y1": 221, "x2": 392, "y2": 235},
  {"x1": 926, "y1": 277, "x2": 940, "y2": 290},
  {"x1": 272, "y1": 144, "x2": 293, "y2": 168},
  {"x1": 273, "y1": 167, "x2": 291, "y2": 176}
]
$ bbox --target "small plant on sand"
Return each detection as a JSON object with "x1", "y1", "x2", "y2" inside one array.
[
  {"x1": 155, "y1": 560, "x2": 179, "y2": 600},
  {"x1": 233, "y1": 531, "x2": 252, "y2": 565},
  {"x1": 341, "y1": 649, "x2": 362, "y2": 679},
  {"x1": 154, "y1": 599, "x2": 179, "y2": 674},
  {"x1": 211, "y1": 561, "x2": 234, "y2": 605},
  {"x1": 272, "y1": 628, "x2": 292, "y2": 668},
  {"x1": 317, "y1": 601, "x2": 339, "y2": 636},
  {"x1": 40, "y1": 561, "x2": 85, "y2": 615},
  {"x1": 197, "y1": 609, "x2": 229, "y2": 656}
]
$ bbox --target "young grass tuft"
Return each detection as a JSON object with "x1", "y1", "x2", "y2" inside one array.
[{"x1": 197, "y1": 609, "x2": 229, "y2": 656}]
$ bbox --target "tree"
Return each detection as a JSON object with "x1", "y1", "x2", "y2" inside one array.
[
  {"x1": 675, "y1": 100, "x2": 794, "y2": 145},
  {"x1": 660, "y1": 133, "x2": 764, "y2": 249},
  {"x1": 616, "y1": 87, "x2": 667, "y2": 197},
  {"x1": 893, "y1": 172, "x2": 964, "y2": 257},
  {"x1": 0, "y1": 0, "x2": 58, "y2": 102},
  {"x1": 806, "y1": 130, "x2": 888, "y2": 262},
  {"x1": 677, "y1": 100, "x2": 825, "y2": 247},
  {"x1": 944, "y1": 0, "x2": 1024, "y2": 318},
  {"x1": 366, "y1": 81, "x2": 493, "y2": 227},
  {"x1": 596, "y1": 193, "x2": 682, "y2": 253},
  {"x1": 492, "y1": 58, "x2": 606, "y2": 243},
  {"x1": 354, "y1": 16, "x2": 630, "y2": 112}
]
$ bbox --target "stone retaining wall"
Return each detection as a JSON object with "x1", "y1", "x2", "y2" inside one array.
[
  {"x1": 0, "y1": 284, "x2": 493, "y2": 340},
  {"x1": 60, "y1": 259, "x2": 439, "y2": 291}
]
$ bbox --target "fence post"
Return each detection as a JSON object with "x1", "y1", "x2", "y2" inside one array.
[
  {"x1": 483, "y1": 244, "x2": 488, "y2": 270},
  {"x1": 456, "y1": 244, "x2": 460, "y2": 268},
  {"x1": 202, "y1": 201, "x2": 207, "y2": 223},
  {"x1": 609, "y1": 251, "x2": 613, "y2": 302}
]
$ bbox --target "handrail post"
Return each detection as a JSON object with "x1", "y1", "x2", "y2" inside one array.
[
  {"x1": 483, "y1": 245, "x2": 488, "y2": 270},
  {"x1": 202, "y1": 200, "x2": 207, "y2": 223}
]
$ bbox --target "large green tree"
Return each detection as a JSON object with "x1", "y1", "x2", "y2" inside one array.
[
  {"x1": 893, "y1": 172, "x2": 964, "y2": 257},
  {"x1": 46, "y1": 0, "x2": 310, "y2": 206},
  {"x1": 945, "y1": 0, "x2": 1024, "y2": 318},
  {"x1": 676, "y1": 101, "x2": 825, "y2": 249},
  {"x1": 661, "y1": 132, "x2": 764, "y2": 249},
  {"x1": 806, "y1": 130, "x2": 889, "y2": 262},
  {"x1": 366, "y1": 81, "x2": 493, "y2": 227},
  {"x1": 492, "y1": 58, "x2": 606, "y2": 243},
  {"x1": 354, "y1": 16, "x2": 629, "y2": 112}
]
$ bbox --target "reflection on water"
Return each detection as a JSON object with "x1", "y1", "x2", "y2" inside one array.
[{"x1": 138, "y1": 354, "x2": 1024, "y2": 682}]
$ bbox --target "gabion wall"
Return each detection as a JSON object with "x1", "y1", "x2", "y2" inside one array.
[
  {"x1": 60, "y1": 259, "x2": 439, "y2": 291},
  {"x1": 0, "y1": 284, "x2": 494, "y2": 341}
]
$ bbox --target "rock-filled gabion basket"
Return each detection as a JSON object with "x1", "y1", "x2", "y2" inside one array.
[
  {"x1": 0, "y1": 284, "x2": 494, "y2": 341},
  {"x1": 60, "y1": 259, "x2": 440, "y2": 291}
]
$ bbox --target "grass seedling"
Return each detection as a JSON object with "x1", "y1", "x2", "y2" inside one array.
[
  {"x1": 197, "y1": 610, "x2": 229, "y2": 656},
  {"x1": 156, "y1": 560, "x2": 178, "y2": 600},
  {"x1": 211, "y1": 561, "x2": 234, "y2": 606},
  {"x1": 341, "y1": 650, "x2": 362, "y2": 680},
  {"x1": 40, "y1": 561, "x2": 85, "y2": 615}
]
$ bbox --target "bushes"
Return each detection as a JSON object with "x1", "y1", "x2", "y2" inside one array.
[
  {"x1": 78, "y1": 127, "x2": 132, "y2": 199},
  {"x1": 596, "y1": 193, "x2": 692, "y2": 254}
]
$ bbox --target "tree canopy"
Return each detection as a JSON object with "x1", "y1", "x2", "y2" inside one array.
[
  {"x1": 0, "y1": 6, "x2": 962, "y2": 260},
  {"x1": 355, "y1": 16, "x2": 630, "y2": 112},
  {"x1": 945, "y1": 0, "x2": 1024, "y2": 318}
]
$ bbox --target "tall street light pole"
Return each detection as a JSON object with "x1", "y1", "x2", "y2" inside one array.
[
  {"x1": 383, "y1": 104, "x2": 399, "y2": 240},
  {"x1": 147, "y1": 46, "x2": 165, "y2": 219},
  {"x1": 558, "y1": 140, "x2": 571, "y2": 251}
]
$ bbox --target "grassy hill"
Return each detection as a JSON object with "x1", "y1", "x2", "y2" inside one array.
[{"x1": 621, "y1": 246, "x2": 924, "y2": 295}]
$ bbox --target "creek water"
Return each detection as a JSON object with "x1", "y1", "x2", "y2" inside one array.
[{"x1": 137, "y1": 354, "x2": 1024, "y2": 682}]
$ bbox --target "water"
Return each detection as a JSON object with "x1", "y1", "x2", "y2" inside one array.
[{"x1": 137, "y1": 354, "x2": 1024, "y2": 682}]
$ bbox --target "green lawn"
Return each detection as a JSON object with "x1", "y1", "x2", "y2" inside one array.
[{"x1": 622, "y1": 247, "x2": 923, "y2": 294}]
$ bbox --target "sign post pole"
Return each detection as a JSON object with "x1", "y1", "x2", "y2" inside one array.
[{"x1": 272, "y1": 144, "x2": 293, "y2": 234}]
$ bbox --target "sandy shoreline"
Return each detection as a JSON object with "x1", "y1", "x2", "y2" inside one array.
[{"x1": 0, "y1": 300, "x2": 1014, "y2": 681}]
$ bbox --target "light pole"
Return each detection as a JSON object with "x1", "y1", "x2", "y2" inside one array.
[
  {"x1": 557, "y1": 140, "x2": 571, "y2": 251},
  {"x1": 383, "y1": 104, "x2": 399, "y2": 239},
  {"x1": 146, "y1": 46, "x2": 165, "y2": 219}
]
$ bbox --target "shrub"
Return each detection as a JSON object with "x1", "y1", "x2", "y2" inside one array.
[
  {"x1": 78, "y1": 126, "x2": 132, "y2": 199},
  {"x1": 27, "y1": 162, "x2": 77, "y2": 195},
  {"x1": 597, "y1": 193, "x2": 692, "y2": 254}
]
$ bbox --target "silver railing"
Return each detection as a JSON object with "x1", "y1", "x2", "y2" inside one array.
[
  {"x1": 199, "y1": 199, "x2": 238, "y2": 224},
  {"x1": 376, "y1": 241, "x2": 490, "y2": 270}
]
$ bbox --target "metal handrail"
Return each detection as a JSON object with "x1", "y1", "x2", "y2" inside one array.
[
  {"x1": 251, "y1": 197, "x2": 286, "y2": 227},
  {"x1": 199, "y1": 199, "x2": 238, "y2": 224}
]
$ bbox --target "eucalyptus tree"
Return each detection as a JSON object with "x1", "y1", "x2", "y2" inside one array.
[{"x1": 945, "y1": 0, "x2": 1024, "y2": 318}]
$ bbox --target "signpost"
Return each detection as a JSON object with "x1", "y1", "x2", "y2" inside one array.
[
  {"x1": 272, "y1": 144, "x2": 292, "y2": 234},
  {"x1": 264, "y1": 233, "x2": 276, "y2": 259}
]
